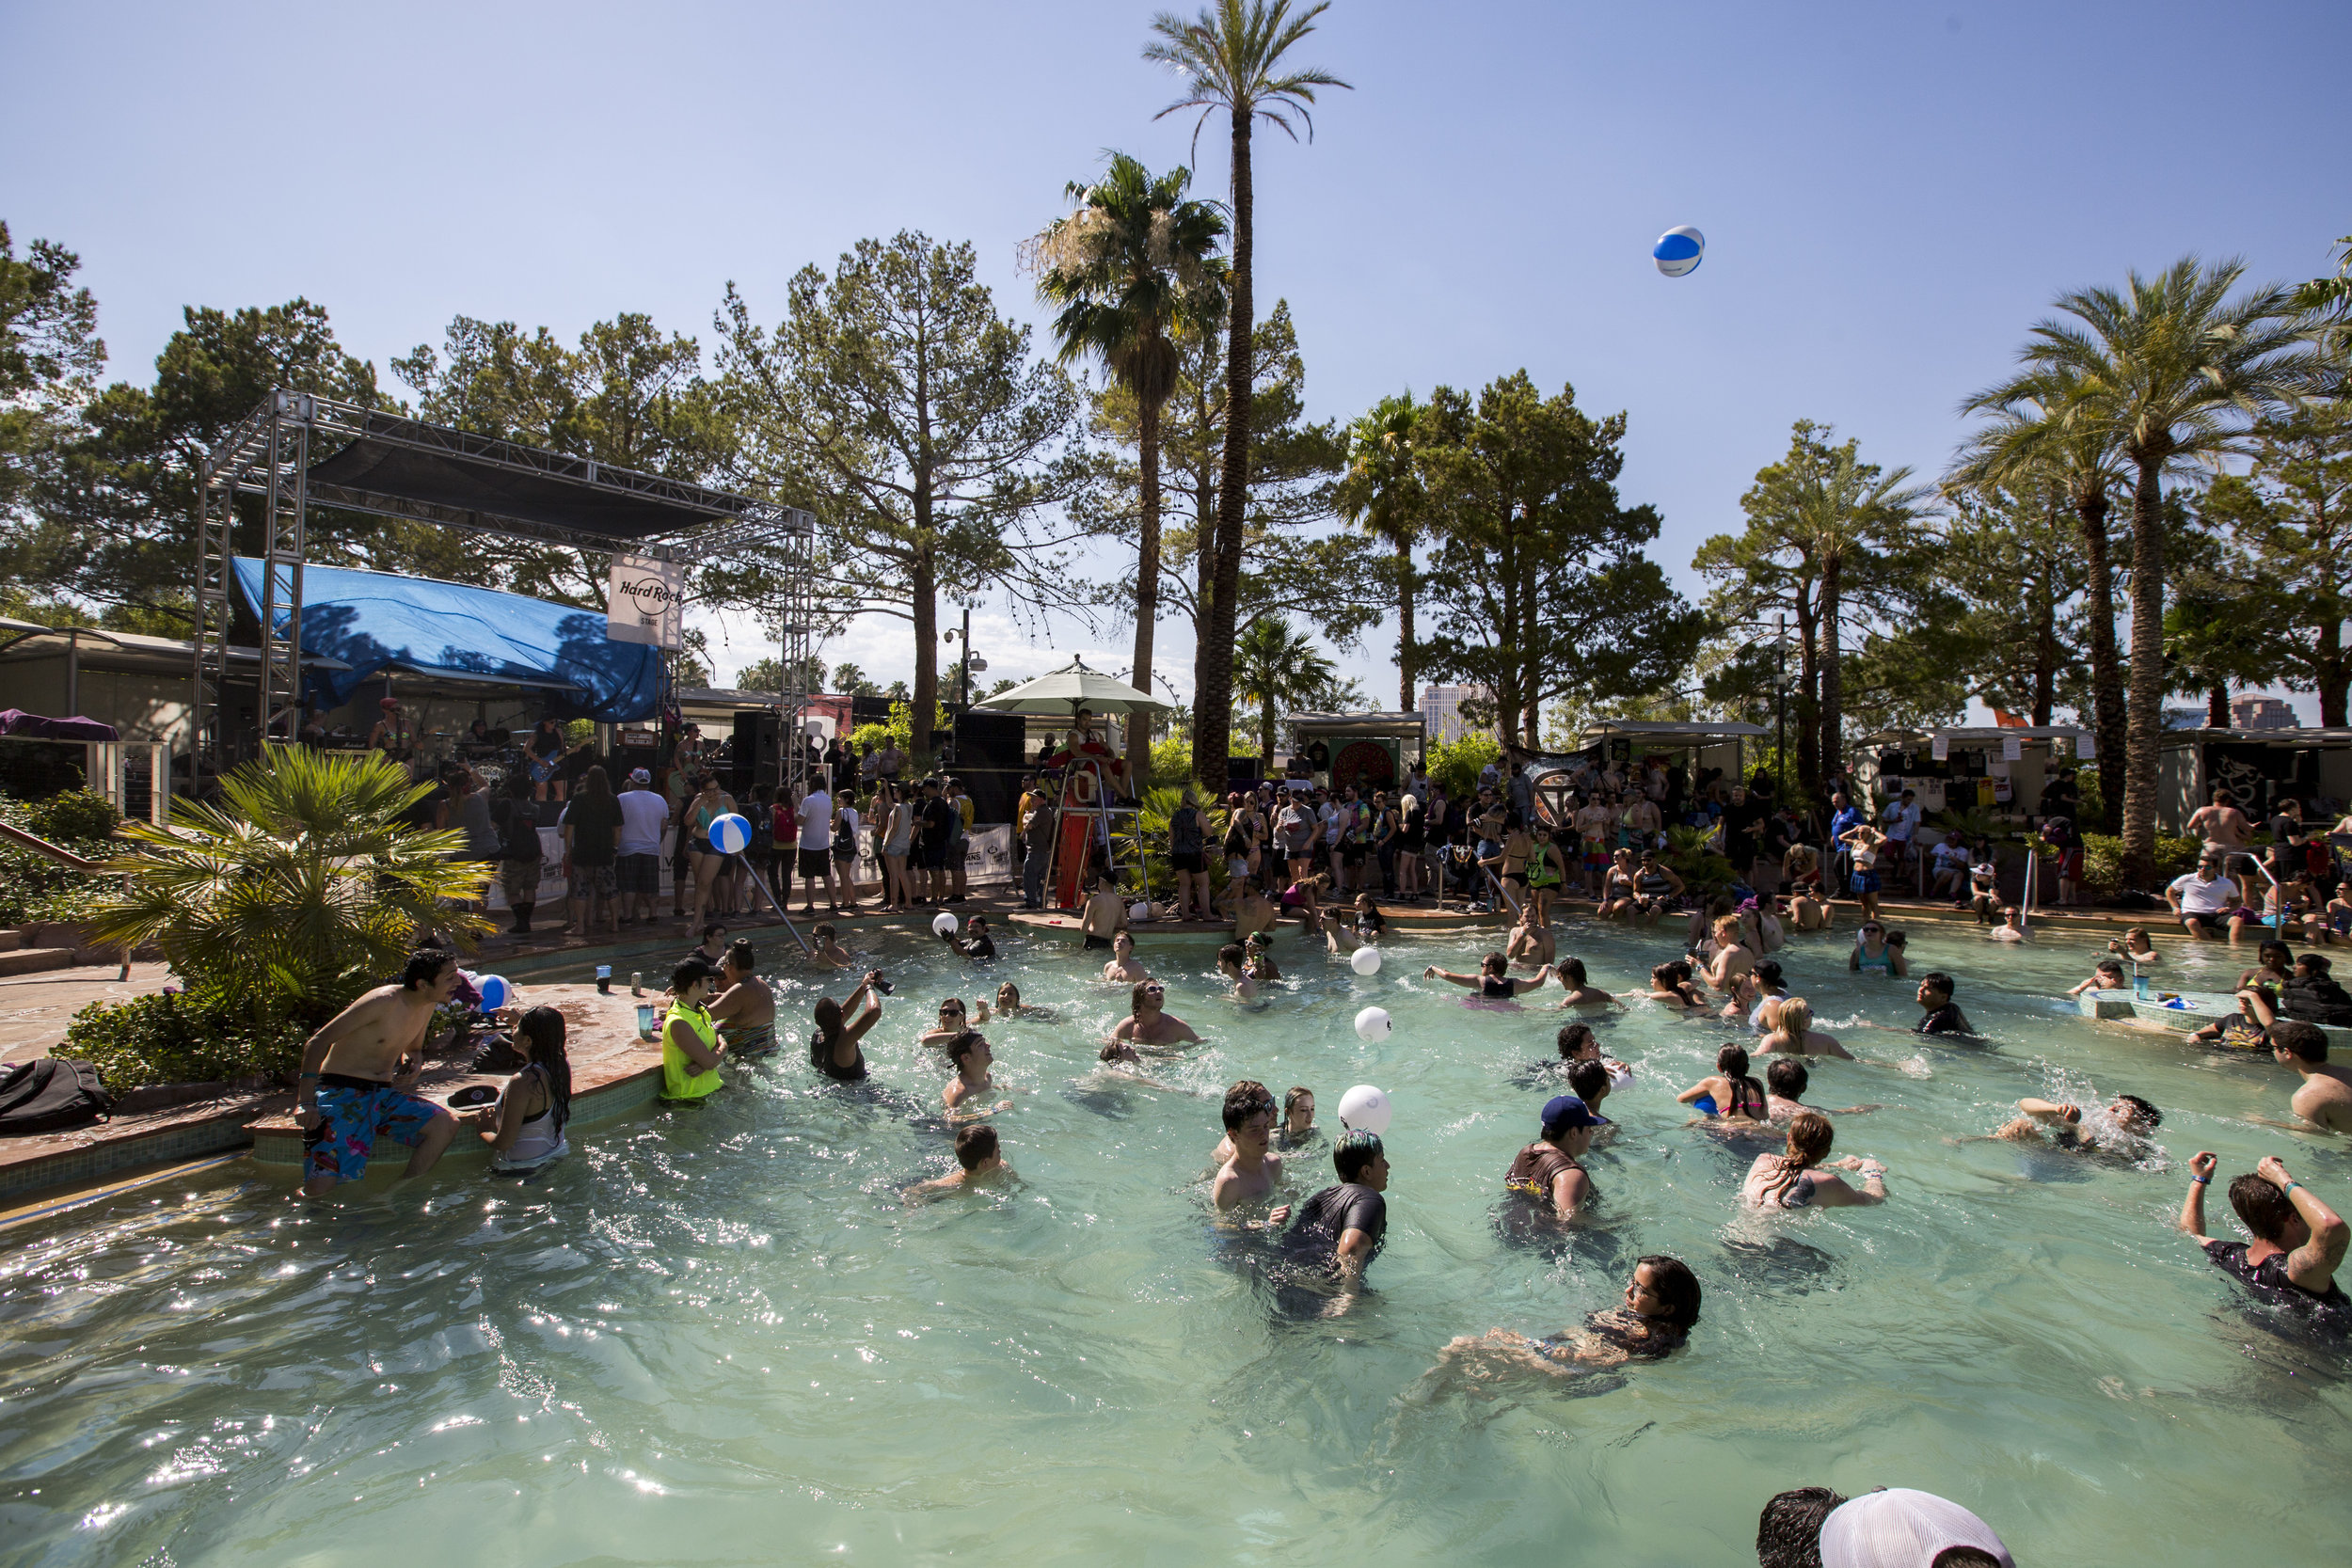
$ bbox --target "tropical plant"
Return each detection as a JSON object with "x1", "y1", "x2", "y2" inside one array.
[
  {"x1": 82, "y1": 747, "x2": 490, "y2": 1022},
  {"x1": 64, "y1": 987, "x2": 310, "y2": 1093},
  {"x1": 1334, "y1": 391, "x2": 1425, "y2": 709},
  {"x1": 1955, "y1": 366, "x2": 2131, "y2": 831},
  {"x1": 1662, "y1": 824, "x2": 1736, "y2": 896},
  {"x1": 1985, "y1": 257, "x2": 2306, "y2": 886},
  {"x1": 1232, "y1": 613, "x2": 1338, "y2": 760},
  {"x1": 1423, "y1": 733, "x2": 1502, "y2": 800},
  {"x1": 1144, "y1": 0, "x2": 1349, "y2": 795},
  {"x1": 1031, "y1": 152, "x2": 1228, "y2": 790}
]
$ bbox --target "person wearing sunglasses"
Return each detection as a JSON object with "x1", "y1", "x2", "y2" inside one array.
[
  {"x1": 1848, "y1": 922, "x2": 1906, "y2": 976},
  {"x1": 1106, "y1": 979, "x2": 1200, "y2": 1051}
]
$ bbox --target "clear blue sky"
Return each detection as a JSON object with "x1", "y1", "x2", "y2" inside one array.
[{"x1": 5, "y1": 0, "x2": 2345, "y2": 711}]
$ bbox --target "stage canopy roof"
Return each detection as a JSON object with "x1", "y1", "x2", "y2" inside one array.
[{"x1": 231, "y1": 559, "x2": 660, "y2": 721}]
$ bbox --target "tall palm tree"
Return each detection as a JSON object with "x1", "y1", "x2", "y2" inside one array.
[
  {"x1": 1955, "y1": 368, "x2": 2130, "y2": 832},
  {"x1": 1031, "y1": 154, "x2": 1228, "y2": 789},
  {"x1": 2003, "y1": 258, "x2": 2305, "y2": 885},
  {"x1": 1334, "y1": 392, "x2": 1424, "y2": 711},
  {"x1": 1232, "y1": 613, "x2": 1337, "y2": 761},
  {"x1": 1145, "y1": 0, "x2": 1348, "y2": 794}
]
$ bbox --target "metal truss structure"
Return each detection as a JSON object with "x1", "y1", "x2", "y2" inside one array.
[{"x1": 194, "y1": 389, "x2": 818, "y2": 769}]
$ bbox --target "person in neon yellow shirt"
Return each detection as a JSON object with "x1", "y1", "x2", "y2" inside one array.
[{"x1": 660, "y1": 958, "x2": 725, "y2": 1101}]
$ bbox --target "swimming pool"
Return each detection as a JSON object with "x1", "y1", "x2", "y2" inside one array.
[{"x1": 3, "y1": 918, "x2": 2345, "y2": 1565}]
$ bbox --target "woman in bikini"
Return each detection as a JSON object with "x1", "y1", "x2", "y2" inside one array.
[
  {"x1": 1740, "y1": 1110, "x2": 1886, "y2": 1209},
  {"x1": 1415, "y1": 1256, "x2": 1702, "y2": 1394},
  {"x1": 1679, "y1": 1042, "x2": 1770, "y2": 1122}
]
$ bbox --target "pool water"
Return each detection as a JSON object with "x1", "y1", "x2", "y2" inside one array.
[{"x1": 4, "y1": 919, "x2": 2347, "y2": 1566}]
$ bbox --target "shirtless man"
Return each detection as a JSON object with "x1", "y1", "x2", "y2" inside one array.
[
  {"x1": 942, "y1": 1030, "x2": 1013, "y2": 1120},
  {"x1": 1108, "y1": 979, "x2": 1202, "y2": 1051},
  {"x1": 1551, "y1": 957, "x2": 1617, "y2": 1008},
  {"x1": 903, "y1": 1123, "x2": 1016, "y2": 1204},
  {"x1": 707, "y1": 939, "x2": 778, "y2": 1056},
  {"x1": 1100, "y1": 928, "x2": 1149, "y2": 984},
  {"x1": 294, "y1": 948, "x2": 464, "y2": 1196},
  {"x1": 1574, "y1": 795, "x2": 1615, "y2": 897},
  {"x1": 1092, "y1": 1039, "x2": 1184, "y2": 1089},
  {"x1": 1994, "y1": 1093, "x2": 2160, "y2": 1150},
  {"x1": 2186, "y1": 785, "x2": 2255, "y2": 873},
  {"x1": 1217, "y1": 942, "x2": 1259, "y2": 1003},
  {"x1": 2268, "y1": 1020, "x2": 2352, "y2": 1133},
  {"x1": 1505, "y1": 903, "x2": 1556, "y2": 968},
  {"x1": 1700, "y1": 913, "x2": 1754, "y2": 993},
  {"x1": 1210, "y1": 1080, "x2": 1289, "y2": 1217},
  {"x1": 805, "y1": 922, "x2": 855, "y2": 971},
  {"x1": 1232, "y1": 877, "x2": 1277, "y2": 944},
  {"x1": 1079, "y1": 872, "x2": 1128, "y2": 952}
]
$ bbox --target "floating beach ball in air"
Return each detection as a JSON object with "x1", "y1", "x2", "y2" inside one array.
[
  {"x1": 707, "y1": 812, "x2": 752, "y2": 855},
  {"x1": 1353, "y1": 1006, "x2": 1391, "y2": 1042},
  {"x1": 932, "y1": 911, "x2": 960, "y2": 938},
  {"x1": 1349, "y1": 944, "x2": 1382, "y2": 976},
  {"x1": 1338, "y1": 1083, "x2": 1393, "y2": 1135},
  {"x1": 1653, "y1": 225, "x2": 1705, "y2": 277},
  {"x1": 476, "y1": 974, "x2": 513, "y2": 1011}
]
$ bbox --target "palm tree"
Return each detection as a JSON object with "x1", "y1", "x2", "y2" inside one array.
[
  {"x1": 1334, "y1": 392, "x2": 1424, "y2": 710},
  {"x1": 1232, "y1": 613, "x2": 1337, "y2": 761},
  {"x1": 1144, "y1": 0, "x2": 1348, "y2": 794},
  {"x1": 2003, "y1": 258, "x2": 2305, "y2": 885},
  {"x1": 1954, "y1": 368, "x2": 2130, "y2": 832},
  {"x1": 87, "y1": 747, "x2": 489, "y2": 1020},
  {"x1": 1031, "y1": 153, "x2": 1228, "y2": 789}
]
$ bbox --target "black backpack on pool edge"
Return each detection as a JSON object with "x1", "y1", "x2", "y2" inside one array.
[{"x1": 0, "y1": 1058, "x2": 114, "y2": 1136}]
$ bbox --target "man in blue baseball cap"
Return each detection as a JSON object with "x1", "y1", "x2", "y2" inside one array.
[{"x1": 1504, "y1": 1096, "x2": 1600, "y2": 1220}]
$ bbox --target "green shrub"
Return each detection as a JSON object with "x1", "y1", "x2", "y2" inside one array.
[
  {"x1": 1425, "y1": 734, "x2": 1502, "y2": 800},
  {"x1": 2080, "y1": 832, "x2": 2200, "y2": 897},
  {"x1": 0, "y1": 788, "x2": 120, "y2": 927},
  {"x1": 1664, "y1": 823, "x2": 1737, "y2": 896},
  {"x1": 64, "y1": 989, "x2": 312, "y2": 1093},
  {"x1": 1148, "y1": 735, "x2": 1192, "y2": 788}
]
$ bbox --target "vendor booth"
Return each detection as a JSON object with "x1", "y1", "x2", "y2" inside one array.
[
  {"x1": 1285, "y1": 711, "x2": 1425, "y2": 795},
  {"x1": 1855, "y1": 726, "x2": 2091, "y2": 821},
  {"x1": 1577, "y1": 721, "x2": 1766, "y2": 789},
  {"x1": 2158, "y1": 727, "x2": 2352, "y2": 833}
]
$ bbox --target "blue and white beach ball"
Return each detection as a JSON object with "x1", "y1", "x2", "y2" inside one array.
[
  {"x1": 477, "y1": 974, "x2": 513, "y2": 1011},
  {"x1": 707, "y1": 812, "x2": 752, "y2": 855},
  {"x1": 1653, "y1": 226, "x2": 1705, "y2": 277}
]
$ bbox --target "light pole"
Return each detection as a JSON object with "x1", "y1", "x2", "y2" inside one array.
[
  {"x1": 942, "y1": 602, "x2": 983, "y2": 765},
  {"x1": 1774, "y1": 612, "x2": 1788, "y2": 797}
]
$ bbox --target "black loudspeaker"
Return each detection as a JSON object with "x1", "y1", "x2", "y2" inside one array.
[
  {"x1": 1227, "y1": 754, "x2": 1263, "y2": 787},
  {"x1": 733, "y1": 711, "x2": 783, "y2": 793},
  {"x1": 950, "y1": 711, "x2": 1029, "y2": 824}
]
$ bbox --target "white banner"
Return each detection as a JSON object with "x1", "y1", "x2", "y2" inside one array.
[
  {"x1": 608, "y1": 555, "x2": 684, "y2": 648},
  {"x1": 2002, "y1": 734, "x2": 2024, "y2": 761},
  {"x1": 2074, "y1": 731, "x2": 2095, "y2": 760},
  {"x1": 1931, "y1": 735, "x2": 1949, "y2": 762}
]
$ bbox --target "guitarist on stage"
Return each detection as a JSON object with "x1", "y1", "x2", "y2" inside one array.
[{"x1": 529, "y1": 718, "x2": 577, "y2": 803}]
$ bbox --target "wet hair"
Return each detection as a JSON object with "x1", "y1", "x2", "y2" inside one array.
[
  {"x1": 1756, "y1": 1486, "x2": 1849, "y2": 1568},
  {"x1": 1754, "y1": 959, "x2": 1784, "y2": 988},
  {"x1": 2114, "y1": 1093, "x2": 2160, "y2": 1129},
  {"x1": 1766, "y1": 1057, "x2": 1809, "y2": 1100},
  {"x1": 1283, "y1": 1085, "x2": 1313, "y2": 1117},
  {"x1": 996, "y1": 981, "x2": 1021, "y2": 1007},
  {"x1": 1651, "y1": 963, "x2": 1679, "y2": 989},
  {"x1": 1774, "y1": 998, "x2": 1815, "y2": 1039},
  {"x1": 1097, "y1": 1042, "x2": 1132, "y2": 1063},
  {"x1": 1333, "y1": 1129, "x2": 1384, "y2": 1182},
  {"x1": 1130, "y1": 980, "x2": 1161, "y2": 1015},
  {"x1": 401, "y1": 947, "x2": 455, "y2": 990},
  {"x1": 813, "y1": 923, "x2": 836, "y2": 941},
  {"x1": 1566, "y1": 1059, "x2": 1611, "y2": 1104},
  {"x1": 1669, "y1": 959, "x2": 1695, "y2": 983},
  {"x1": 515, "y1": 1005, "x2": 573, "y2": 1135},
  {"x1": 1113, "y1": 929, "x2": 1135, "y2": 949},
  {"x1": 1481, "y1": 950, "x2": 1508, "y2": 975},
  {"x1": 1885, "y1": 930, "x2": 1907, "y2": 949},
  {"x1": 1716, "y1": 1042, "x2": 1753, "y2": 1078},
  {"x1": 1932, "y1": 1551, "x2": 2002, "y2": 1568},
  {"x1": 671, "y1": 958, "x2": 717, "y2": 995},
  {"x1": 1758, "y1": 1110, "x2": 1836, "y2": 1205},
  {"x1": 946, "y1": 1030, "x2": 988, "y2": 1069},
  {"x1": 813, "y1": 995, "x2": 843, "y2": 1039},
  {"x1": 1221, "y1": 1079, "x2": 1276, "y2": 1132},
  {"x1": 2257, "y1": 940, "x2": 2293, "y2": 971},
  {"x1": 700, "y1": 921, "x2": 728, "y2": 943},
  {"x1": 953, "y1": 1123, "x2": 1000, "y2": 1170},
  {"x1": 2270, "y1": 1020, "x2": 2328, "y2": 1062},
  {"x1": 1919, "y1": 971, "x2": 1956, "y2": 999},
  {"x1": 1556, "y1": 1022, "x2": 1597, "y2": 1060},
  {"x1": 1634, "y1": 1255, "x2": 1702, "y2": 1333},
  {"x1": 1218, "y1": 942, "x2": 1247, "y2": 969},
  {"x1": 724, "y1": 939, "x2": 756, "y2": 974},
  {"x1": 2298, "y1": 952, "x2": 2334, "y2": 975},
  {"x1": 2228, "y1": 1173, "x2": 2299, "y2": 1243},
  {"x1": 2095, "y1": 959, "x2": 2124, "y2": 978},
  {"x1": 1713, "y1": 913, "x2": 1743, "y2": 940},
  {"x1": 1558, "y1": 957, "x2": 1587, "y2": 986}
]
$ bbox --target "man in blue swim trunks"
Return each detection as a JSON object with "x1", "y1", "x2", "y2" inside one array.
[{"x1": 294, "y1": 947, "x2": 465, "y2": 1196}]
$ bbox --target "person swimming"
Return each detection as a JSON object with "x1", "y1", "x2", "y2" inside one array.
[
  {"x1": 1426, "y1": 951, "x2": 1551, "y2": 1000},
  {"x1": 1413, "y1": 1256, "x2": 1702, "y2": 1395},
  {"x1": 1740, "y1": 1110, "x2": 1886, "y2": 1209},
  {"x1": 1502, "y1": 1094, "x2": 1603, "y2": 1220},
  {"x1": 1680, "y1": 1042, "x2": 1768, "y2": 1120}
]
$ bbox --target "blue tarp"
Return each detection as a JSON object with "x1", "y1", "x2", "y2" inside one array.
[{"x1": 231, "y1": 559, "x2": 660, "y2": 722}]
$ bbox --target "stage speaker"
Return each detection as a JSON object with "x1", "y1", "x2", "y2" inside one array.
[
  {"x1": 1227, "y1": 754, "x2": 1263, "y2": 788},
  {"x1": 733, "y1": 710, "x2": 783, "y2": 793}
]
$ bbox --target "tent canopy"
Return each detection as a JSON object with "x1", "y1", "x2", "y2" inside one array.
[
  {"x1": 231, "y1": 559, "x2": 660, "y2": 721},
  {"x1": 0, "y1": 709, "x2": 119, "y2": 741},
  {"x1": 975, "y1": 657, "x2": 1168, "y2": 716}
]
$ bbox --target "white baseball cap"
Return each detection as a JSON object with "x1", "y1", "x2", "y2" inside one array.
[{"x1": 1819, "y1": 1489, "x2": 2013, "y2": 1568}]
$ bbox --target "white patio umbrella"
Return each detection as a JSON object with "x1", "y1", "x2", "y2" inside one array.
[{"x1": 972, "y1": 657, "x2": 1169, "y2": 719}]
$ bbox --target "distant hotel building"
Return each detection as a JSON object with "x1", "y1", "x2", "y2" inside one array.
[
  {"x1": 2232, "y1": 695, "x2": 2298, "y2": 731},
  {"x1": 1419, "y1": 683, "x2": 1491, "y2": 744}
]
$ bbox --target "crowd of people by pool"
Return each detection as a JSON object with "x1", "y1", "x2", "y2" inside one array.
[{"x1": 282, "y1": 753, "x2": 2352, "y2": 1565}]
